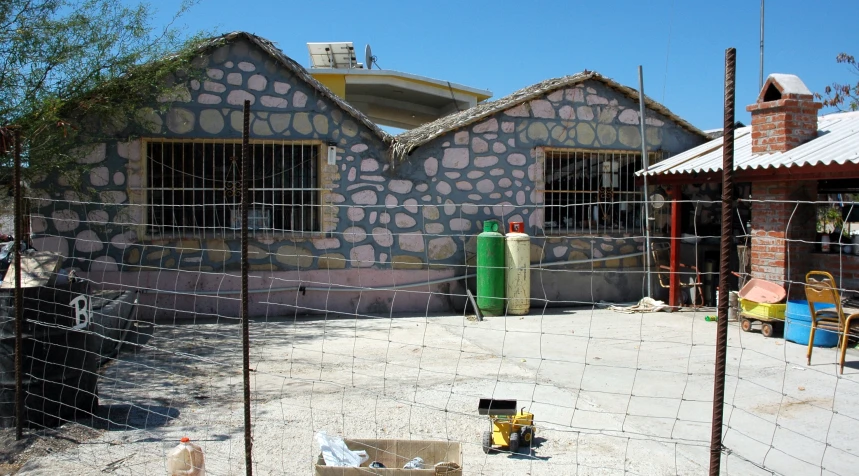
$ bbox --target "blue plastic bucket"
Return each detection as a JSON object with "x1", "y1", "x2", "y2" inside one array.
[{"x1": 784, "y1": 300, "x2": 839, "y2": 347}]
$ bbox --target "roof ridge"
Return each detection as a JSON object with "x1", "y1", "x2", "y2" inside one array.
[{"x1": 390, "y1": 70, "x2": 706, "y2": 160}]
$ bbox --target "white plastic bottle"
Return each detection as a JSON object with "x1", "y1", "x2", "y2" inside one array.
[{"x1": 167, "y1": 437, "x2": 205, "y2": 476}]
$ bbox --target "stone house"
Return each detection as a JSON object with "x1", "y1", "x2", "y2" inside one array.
[
  {"x1": 387, "y1": 74, "x2": 708, "y2": 306},
  {"x1": 30, "y1": 32, "x2": 708, "y2": 318}
]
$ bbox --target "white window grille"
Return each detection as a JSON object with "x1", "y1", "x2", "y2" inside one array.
[
  {"x1": 145, "y1": 139, "x2": 321, "y2": 237},
  {"x1": 543, "y1": 149, "x2": 660, "y2": 235}
]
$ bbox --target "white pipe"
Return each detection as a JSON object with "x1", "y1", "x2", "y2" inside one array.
[{"x1": 638, "y1": 65, "x2": 653, "y2": 298}]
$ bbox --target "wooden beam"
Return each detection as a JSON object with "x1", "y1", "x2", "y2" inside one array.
[
  {"x1": 669, "y1": 185, "x2": 681, "y2": 307},
  {"x1": 736, "y1": 165, "x2": 859, "y2": 182}
]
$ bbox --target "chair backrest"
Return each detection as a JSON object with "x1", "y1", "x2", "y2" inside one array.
[
  {"x1": 805, "y1": 270, "x2": 843, "y2": 323},
  {"x1": 651, "y1": 245, "x2": 670, "y2": 288},
  {"x1": 736, "y1": 245, "x2": 751, "y2": 288}
]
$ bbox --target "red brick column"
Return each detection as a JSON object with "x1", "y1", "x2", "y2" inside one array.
[{"x1": 750, "y1": 180, "x2": 817, "y2": 298}]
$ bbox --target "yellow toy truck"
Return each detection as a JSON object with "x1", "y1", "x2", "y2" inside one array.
[{"x1": 478, "y1": 398, "x2": 536, "y2": 454}]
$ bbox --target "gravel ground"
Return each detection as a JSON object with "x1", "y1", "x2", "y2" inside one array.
[{"x1": 6, "y1": 308, "x2": 859, "y2": 475}]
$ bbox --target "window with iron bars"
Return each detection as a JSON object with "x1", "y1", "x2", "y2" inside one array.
[
  {"x1": 543, "y1": 149, "x2": 660, "y2": 235},
  {"x1": 145, "y1": 139, "x2": 321, "y2": 237}
]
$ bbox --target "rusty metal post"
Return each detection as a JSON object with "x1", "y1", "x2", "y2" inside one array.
[
  {"x1": 13, "y1": 129, "x2": 23, "y2": 440},
  {"x1": 710, "y1": 47, "x2": 736, "y2": 476},
  {"x1": 241, "y1": 100, "x2": 253, "y2": 475}
]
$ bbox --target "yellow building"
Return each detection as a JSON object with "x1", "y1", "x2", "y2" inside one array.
[{"x1": 307, "y1": 42, "x2": 492, "y2": 130}]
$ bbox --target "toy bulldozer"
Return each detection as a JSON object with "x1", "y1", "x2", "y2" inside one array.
[{"x1": 478, "y1": 398, "x2": 535, "y2": 454}]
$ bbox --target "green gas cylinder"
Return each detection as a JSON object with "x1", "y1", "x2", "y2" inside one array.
[{"x1": 477, "y1": 220, "x2": 505, "y2": 316}]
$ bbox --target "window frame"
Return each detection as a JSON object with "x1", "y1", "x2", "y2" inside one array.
[
  {"x1": 137, "y1": 137, "x2": 327, "y2": 240},
  {"x1": 537, "y1": 147, "x2": 661, "y2": 236}
]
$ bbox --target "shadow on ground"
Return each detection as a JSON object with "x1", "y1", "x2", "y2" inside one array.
[
  {"x1": 78, "y1": 403, "x2": 180, "y2": 431},
  {"x1": 508, "y1": 436, "x2": 550, "y2": 461}
]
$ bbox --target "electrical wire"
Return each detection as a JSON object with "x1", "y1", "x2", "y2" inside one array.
[{"x1": 662, "y1": 0, "x2": 675, "y2": 103}]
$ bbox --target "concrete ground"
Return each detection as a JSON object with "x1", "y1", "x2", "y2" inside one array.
[{"x1": 11, "y1": 308, "x2": 859, "y2": 475}]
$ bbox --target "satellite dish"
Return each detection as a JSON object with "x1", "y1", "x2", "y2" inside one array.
[
  {"x1": 365, "y1": 44, "x2": 374, "y2": 70},
  {"x1": 650, "y1": 192, "x2": 666, "y2": 209}
]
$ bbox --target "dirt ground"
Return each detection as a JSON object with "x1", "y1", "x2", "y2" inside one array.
[{"x1": 4, "y1": 308, "x2": 859, "y2": 475}]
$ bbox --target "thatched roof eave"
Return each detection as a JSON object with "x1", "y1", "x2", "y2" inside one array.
[{"x1": 390, "y1": 71, "x2": 706, "y2": 160}]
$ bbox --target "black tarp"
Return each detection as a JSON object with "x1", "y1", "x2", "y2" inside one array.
[{"x1": 0, "y1": 283, "x2": 101, "y2": 428}]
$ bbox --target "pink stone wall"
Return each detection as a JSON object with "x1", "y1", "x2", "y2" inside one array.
[{"x1": 85, "y1": 269, "x2": 464, "y2": 318}]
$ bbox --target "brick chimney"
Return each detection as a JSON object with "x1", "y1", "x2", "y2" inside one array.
[
  {"x1": 746, "y1": 74, "x2": 822, "y2": 297},
  {"x1": 746, "y1": 74, "x2": 822, "y2": 154}
]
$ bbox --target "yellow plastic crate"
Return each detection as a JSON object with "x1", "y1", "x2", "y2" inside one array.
[{"x1": 739, "y1": 298, "x2": 786, "y2": 320}]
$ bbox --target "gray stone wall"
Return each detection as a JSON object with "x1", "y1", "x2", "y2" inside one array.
[
  {"x1": 380, "y1": 80, "x2": 706, "y2": 272},
  {"x1": 28, "y1": 38, "x2": 392, "y2": 273}
]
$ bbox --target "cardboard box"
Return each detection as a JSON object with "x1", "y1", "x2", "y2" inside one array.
[{"x1": 314, "y1": 439, "x2": 462, "y2": 475}]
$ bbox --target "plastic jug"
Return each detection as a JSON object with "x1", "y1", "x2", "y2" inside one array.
[{"x1": 167, "y1": 437, "x2": 205, "y2": 476}]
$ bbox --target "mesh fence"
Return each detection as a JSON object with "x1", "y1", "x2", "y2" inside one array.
[
  {"x1": 3, "y1": 181, "x2": 859, "y2": 475},
  {"x1": 719, "y1": 197, "x2": 859, "y2": 476}
]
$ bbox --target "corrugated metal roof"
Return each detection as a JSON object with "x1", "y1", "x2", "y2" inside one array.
[{"x1": 639, "y1": 111, "x2": 859, "y2": 177}]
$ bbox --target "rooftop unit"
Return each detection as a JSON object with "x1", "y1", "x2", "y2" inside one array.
[{"x1": 307, "y1": 42, "x2": 492, "y2": 130}]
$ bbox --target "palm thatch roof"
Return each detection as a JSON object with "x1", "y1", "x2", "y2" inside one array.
[
  {"x1": 391, "y1": 71, "x2": 706, "y2": 160},
  {"x1": 199, "y1": 32, "x2": 392, "y2": 144}
]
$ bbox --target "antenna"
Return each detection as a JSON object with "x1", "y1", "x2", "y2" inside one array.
[
  {"x1": 365, "y1": 44, "x2": 374, "y2": 70},
  {"x1": 759, "y1": 0, "x2": 765, "y2": 90}
]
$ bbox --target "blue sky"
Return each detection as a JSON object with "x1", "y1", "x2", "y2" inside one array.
[{"x1": 146, "y1": 0, "x2": 858, "y2": 131}]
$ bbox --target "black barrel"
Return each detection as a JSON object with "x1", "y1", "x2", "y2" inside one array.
[{"x1": 0, "y1": 283, "x2": 102, "y2": 428}]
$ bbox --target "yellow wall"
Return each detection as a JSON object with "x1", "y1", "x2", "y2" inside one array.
[{"x1": 313, "y1": 74, "x2": 347, "y2": 98}]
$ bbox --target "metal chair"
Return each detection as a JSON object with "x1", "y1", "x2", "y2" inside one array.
[
  {"x1": 652, "y1": 244, "x2": 703, "y2": 307},
  {"x1": 804, "y1": 271, "x2": 859, "y2": 373}
]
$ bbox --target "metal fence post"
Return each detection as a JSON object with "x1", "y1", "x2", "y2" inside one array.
[
  {"x1": 710, "y1": 47, "x2": 736, "y2": 476},
  {"x1": 241, "y1": 100, "x2": 253, "y2": 476},
  {"x1": 13, "y1": 128, "x2": 23, "y2": 440}
]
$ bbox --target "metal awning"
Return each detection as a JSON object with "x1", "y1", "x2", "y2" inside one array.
[{"x1": 638, "y1": 111, "x2": 859, "y2": 177}]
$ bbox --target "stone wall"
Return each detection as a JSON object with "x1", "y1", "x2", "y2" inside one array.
[
  {"x1": 26, "y1": 41, "x2": 707, "y2": 312},
  {"x1": 29, "y1": 38, "x2": 394, "y2": 275},
  {"x1": 383, "y1": 80, "x2": 705, "y2": 273}
]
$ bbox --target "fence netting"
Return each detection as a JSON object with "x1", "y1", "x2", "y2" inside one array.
[{"x1": 2, "y1": 191, "x2": 859, "y2": 476}]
